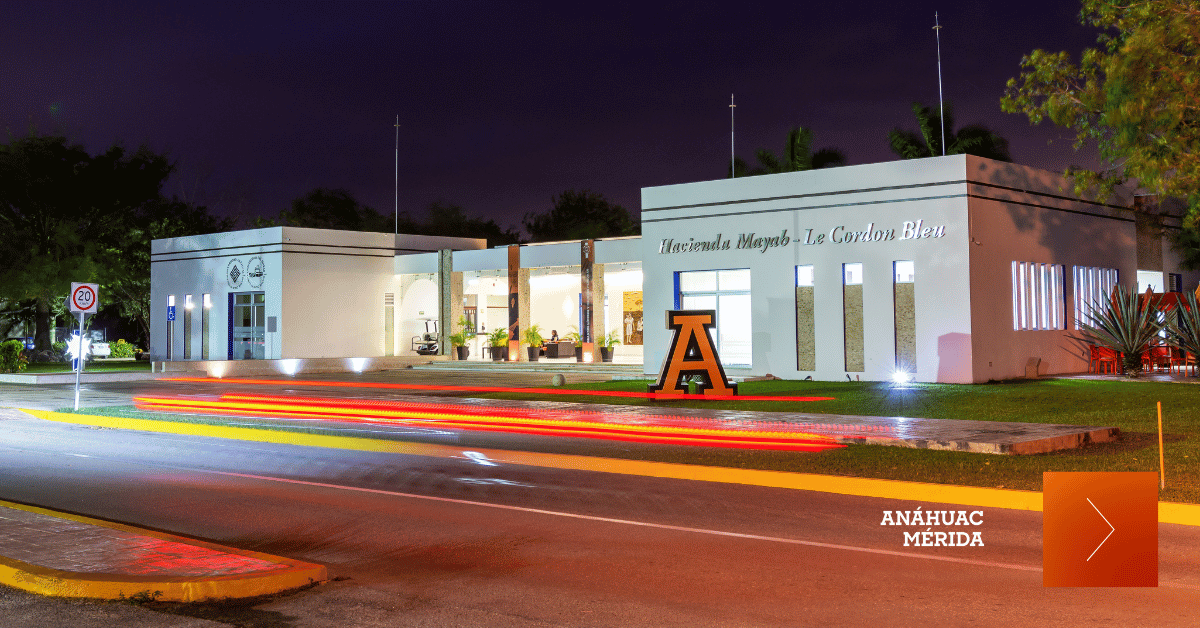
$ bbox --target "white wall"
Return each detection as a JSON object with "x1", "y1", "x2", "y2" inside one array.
[
  {"x1": 641, "y1": 156, "x2": 975, "y2": 382},
  {"x1": 153, "y1": 227, "x2": 460, "y2": 362}
]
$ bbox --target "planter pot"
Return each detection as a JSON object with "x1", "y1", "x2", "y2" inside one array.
[
  {"x1": 574, "y1": 346, "x2": 584, "y2": 362},
  {"x1": 527, "y1": 346, "x2": 540, "y2": 361},
  {"x1": 455, "y1": 346, "x2": 469, "y2": 360},
  {"x1": 599, "y1": 347, "x2": 614, "y2": 362},
  {"x1": 490, "y1": 346, "x2": 508, "y2": 362}
]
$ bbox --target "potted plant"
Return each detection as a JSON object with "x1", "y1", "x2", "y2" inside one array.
[
  {"x1": 449, "y1": 316, "x2": 474, "y2": 360},
  {"x1": 563, "y1": 326, "x2": 584, "y2": 362},
  {"x1": 523, "y1": 324, "x2": 545, "y2": 361},
  {"x1": 487, "y1": 327, "x2": 510, "y2": 361},
  {"x1": 598, "y1": 331, "x2": 621, "y2": 362}
]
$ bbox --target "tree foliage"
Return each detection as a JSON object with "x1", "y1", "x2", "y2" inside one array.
[
  {"x1": 263, "y1": 187, "x2": 393, "y2": 232},
  {"x1": 1001, "y1": 0, "x2": 1200, "y2": 265},
  {"x1": 257, "y1": 190, "x2": 520, "y2": 245},
  {"x1": 888, "y1": 102, "x2": 1012, "y2": 161},
  {"x1": 422, "y1": 201, "x2": 520, "y2": 245},
  {"x1": 99, "y1": 198, "x2": 234, "y2": 346},
  {"x1": 523, "y1": 189, "x2": 638, "y2": 242},
  {"x1": 729, "y1": 126, "x2": 846, "y2": 177},
  {"x1": 0, "y1": 134, "x2": 173, "y2": 349}
]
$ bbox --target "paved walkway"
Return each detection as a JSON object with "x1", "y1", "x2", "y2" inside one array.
[{"x1": 0, "y1": 499, "x2": 325, "y2": 602}]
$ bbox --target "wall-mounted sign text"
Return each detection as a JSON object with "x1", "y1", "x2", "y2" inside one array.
[{"x1": 658, "y1": 220, "x2": 947, "y2": 255}]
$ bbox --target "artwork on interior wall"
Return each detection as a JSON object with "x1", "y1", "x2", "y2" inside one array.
[{"x1": 622, "y1": 291, "x2": 643, "y2": 345}]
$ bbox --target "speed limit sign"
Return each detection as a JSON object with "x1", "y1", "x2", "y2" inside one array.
[{"x1": 69, "y1": 283, "x2": 99, "y2": 314}]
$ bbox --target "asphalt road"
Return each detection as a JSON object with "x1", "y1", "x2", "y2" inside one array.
[{"x1": 0, "y1": 402, "x2": 1197, "y2": 627}]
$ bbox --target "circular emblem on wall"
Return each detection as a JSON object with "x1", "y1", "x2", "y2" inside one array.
[
  {"x1": 246, "y1": 256, "x2": 265, "y2": 288},
  {"x1": 227, "y1": 258, "x2": 245, "y2": 289}
]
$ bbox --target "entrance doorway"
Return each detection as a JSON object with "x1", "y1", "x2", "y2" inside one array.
[{"x1": 230, "y1": 292, "x2": 265, "y2": 359}]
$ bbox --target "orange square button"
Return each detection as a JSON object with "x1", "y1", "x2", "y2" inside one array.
[{"x1": 1043, "y1": 472, "x2": 1158, "y2": 587}]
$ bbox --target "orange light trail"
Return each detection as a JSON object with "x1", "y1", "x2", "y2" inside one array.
[
  {"x1": 133, "y1": 394, "x2": 847, "y2": 452},
  {"x1": 161, "y1": 377, "x2": 836, "y2": 402}
]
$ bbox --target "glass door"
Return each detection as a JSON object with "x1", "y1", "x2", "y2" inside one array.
[{"x1": 231, "y1": 292, "x2": 265, "y2": 359}]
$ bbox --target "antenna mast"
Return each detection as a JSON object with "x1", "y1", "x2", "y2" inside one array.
[
  {"x1": 394, "y1": 115, "x2": 400, "y2": 234},
  {"x1": 730, "y1": 94, "x2": 736, "y2": 177},
  {"x1": 933, "y1": 13, "x2": 945, "y2": 156}
]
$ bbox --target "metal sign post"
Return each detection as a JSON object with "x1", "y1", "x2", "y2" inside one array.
[{"x1": 68, "y1": 283, "x2": 99, "y2": 411}]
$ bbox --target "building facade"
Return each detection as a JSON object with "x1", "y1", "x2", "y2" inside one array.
[{"x1": 149, "y1": 156, "x2": 1199, "y2": 383}]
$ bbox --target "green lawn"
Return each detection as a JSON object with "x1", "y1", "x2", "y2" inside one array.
[
  {"x1": 63, "y1": 377, "x2": 1200, "y2": 503},
  {"x1": 22, "y1": 360, "x2": 152, "y2": 373}
]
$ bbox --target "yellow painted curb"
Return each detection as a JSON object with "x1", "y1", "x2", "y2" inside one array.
[
  {"x1": 0, "y1": 498, "x2": 327, "y2": 602},
  {"x1": 26, "y1": 409, "x2": 1200, "y2": 527}
]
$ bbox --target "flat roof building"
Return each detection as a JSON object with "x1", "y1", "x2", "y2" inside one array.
[{"x1": 150, "y1": 155, "x2": 1198, "y2": 382}]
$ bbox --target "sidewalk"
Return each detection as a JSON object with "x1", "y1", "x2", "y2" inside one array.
[{"x1": 0, "y1": 499, "x2": 325, "y2": 603}]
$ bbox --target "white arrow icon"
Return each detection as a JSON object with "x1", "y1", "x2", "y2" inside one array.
[{"x1": 1086, "y1": 497, "x2": 1116, "y2": 562}]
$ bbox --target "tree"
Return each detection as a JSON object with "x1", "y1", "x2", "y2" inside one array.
[
  {"x1": 0, "y1": 135, "x2": 172, "y2": 349},
  {"x1": 1001, "y1": 0, "x2": 1200, "y2": 267},
  {"x1": 98, "y1": 198, "x2": 234, "y2": 346},
  {"x1": 267, "y1": 188, "x2": 395, "y2": 232},
  {"x1": 728, "y1": 126, "x2": 846, "y2": 178},
  {"x1": 888, "y1": 102, "x2": 1012, "y2": 161},
  {"x1": 523, "y1": 190, "x2": 638, "y2": 242},
  {"x1": 422, "y1": 201, "x2": 521, "y2": 245}
]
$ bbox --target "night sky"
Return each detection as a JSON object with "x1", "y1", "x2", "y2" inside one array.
[{"x1": 4, "y1": 1, "x2": 1101, "y2": 235}]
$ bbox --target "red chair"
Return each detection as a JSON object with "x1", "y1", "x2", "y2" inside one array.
[
  {"x1": 1173, "y1": 349, "x2": 1197, "y2": 376},
  {"x1": 1089, "y1": 345, "x2": 1118, "y2": 374},
  {"x1": 1146, "y1": 345, "x2": 1172, "y2": 372}
]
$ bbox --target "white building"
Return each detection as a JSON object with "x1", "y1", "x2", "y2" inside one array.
[
  {"x1": 150, "y1": 155, "x2": 1198, "y2": 383},
  {"x1": 640, "y1": 155, "x2": 1197, "y2": 383}
]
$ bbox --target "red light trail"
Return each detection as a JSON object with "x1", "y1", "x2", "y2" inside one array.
[
  {"x1": 134, "y1": 394, "x2": 848, "y2": 452},
  {"x1": 161, "y1": 377, "x2": 836, "y2": 403}
]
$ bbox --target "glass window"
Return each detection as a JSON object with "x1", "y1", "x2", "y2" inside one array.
[
  {"x1": 1012, "y1": 261, "x2": 1065, "y2": 330},
  {"x1": 717, "y1": 269, "x2": 750, "y2": 290},
  {"x1": 894, "y1": 261, "x2": 915, "y2": 283},
  {"x1": 679, "y1": 271, "x2": 716, "y2": 292},
  {"x1": 796, "y1": 265, "x2": 814, "y2": 287},
  {"x1": 843, "y1": 263, "x2": 863, "y2": 285},
  {"x1": 677, "y1": 269, "x2": 751, "y2": 367},
  {"x1": 1136, "y1": 270, "x2": 1163, "y2": 293},
  {"x1": 1073, "y1": 266, "x2": 1118, "y2": 330}
]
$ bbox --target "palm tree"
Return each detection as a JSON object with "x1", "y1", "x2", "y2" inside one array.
[
  {"x1": 888, "y1": 102, "x2": 1011, "y2": 162},
  {"x1": 728, "y1": 126, "x2": 846, "y2": 178}
]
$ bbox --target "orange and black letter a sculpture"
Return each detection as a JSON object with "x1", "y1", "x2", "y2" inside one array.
[{"x1": 648, "y1": 310, "x2": 738, "y2": 396}]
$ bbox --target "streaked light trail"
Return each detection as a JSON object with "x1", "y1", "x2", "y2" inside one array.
[
  {"x1": 162, "y1": 377, "x2": 837, "y2": 402},
  {"x1": 134, "y1": 394, "x2": 847, "y2": 452}
]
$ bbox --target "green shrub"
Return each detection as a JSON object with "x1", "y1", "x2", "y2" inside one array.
[
  {"x1": 52, "y1": 341, "x2": 67, "y2": 353},
  {"x1": 110, "y1": 339, "x2": 137, "y2": 358},
  {"x1": 0, "y1": 340, "x2": 27, "y2": 374},
  {"x1": 488, "y1": 328, "x2": 510, "y2": 347},
  {"x1": 1076, "y1": 285, "x2": 1164, "y2": 376}
]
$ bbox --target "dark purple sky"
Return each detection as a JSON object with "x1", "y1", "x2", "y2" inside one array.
[{"x1": 4, "y1": 1, "x2": 1101, "y2": 234}]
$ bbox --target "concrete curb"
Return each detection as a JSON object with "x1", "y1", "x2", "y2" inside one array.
[
  {"x1": 0, "y1": 371, "x2": 164, "y2": 384},
  {"x1": 25, "y1": 408, "x2": 1200, "y2": 527},
  {"x1": 0, "y1": 499, "x2": 327, "y2": 602}
]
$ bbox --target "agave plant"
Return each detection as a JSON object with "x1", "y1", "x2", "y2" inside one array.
[
  {"x1": 1077, "y1": 285, "x2": 1164, "y2": 376},
  {"x1": 1165, "y1": 290, "x2": 1200, "y2": 367}
]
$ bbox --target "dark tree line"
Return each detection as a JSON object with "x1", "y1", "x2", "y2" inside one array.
[{"x1": 0, "y1": 132, "x2": 639, "y2": 350}]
